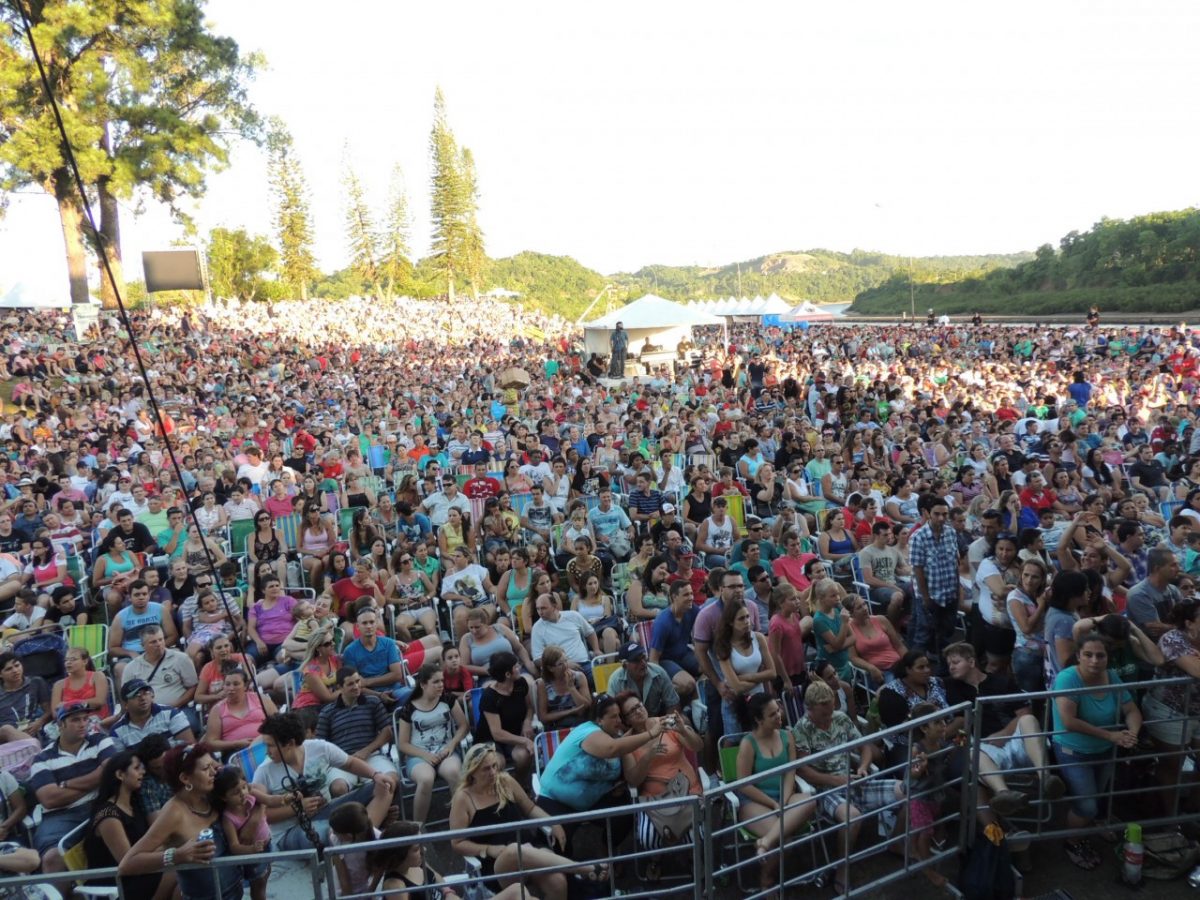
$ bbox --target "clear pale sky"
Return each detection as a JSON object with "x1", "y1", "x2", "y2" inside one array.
[{"x1": 2, "y1": 0, "x2": 1198, "y2": 296}]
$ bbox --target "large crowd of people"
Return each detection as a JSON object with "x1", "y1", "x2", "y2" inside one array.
[{"x1": 0, "y1": 295, "x2": 1198, "y2": 897}]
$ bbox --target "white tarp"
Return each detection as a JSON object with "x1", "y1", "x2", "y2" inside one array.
[
  {"x1": 583, "y1": 293, "x2": 724, "y2": 358},
  {"x1": 0, "y1": 282, "x2": 76, "y2": 308}
]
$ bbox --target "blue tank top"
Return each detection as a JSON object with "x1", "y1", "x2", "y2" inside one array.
[
  {"x1": 119, "y1": 602, "x2": 164, "y2": 653},
  {"x1": 537, "y1": 720, "x2": 621, "y2": 810}
]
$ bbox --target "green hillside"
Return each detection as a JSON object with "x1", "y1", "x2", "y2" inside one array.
[
  {"x1": 487, "y1": 248, "x2": 1030, "y2": 319},
  {"x1": 313, "y1": 247, "x2": 1031, "y2": 320},
  {"x1": 850, "y1": 209, "x2": 1200, "y2": 315}
]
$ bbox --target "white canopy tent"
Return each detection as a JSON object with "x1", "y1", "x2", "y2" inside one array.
[
  {"x1": 780, "y1": 300, "x2": 836, "y2": 323},
  {"x1": 0, "y1": 282, "x2": 77, "y2": 309},
  {"x1": 583, "y1": 293, "x2": 724, "y2": 358}
]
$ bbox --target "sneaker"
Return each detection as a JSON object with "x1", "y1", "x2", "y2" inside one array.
[
  {"x1": 989, "y1": 789, "x2": 1030, "y2": 817},
  {"x1": 1041, "y1": 774, "x2": 1066, "y2": 801}
]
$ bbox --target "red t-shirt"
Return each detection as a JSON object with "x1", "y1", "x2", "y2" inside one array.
[
  {"x1": 331, "y1": 577, "x2": 373, "y2": 619},
  {"x1": 463, "y1": 476, "x2": 502, "y2": 500}
]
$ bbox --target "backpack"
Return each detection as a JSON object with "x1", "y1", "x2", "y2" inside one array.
[
  {"x1": 1141, "y1": 830, "x2": 1200, "y2": 880},
  {"x1": 959, "y1": 824, "x2": 1017, "y2": 900}
]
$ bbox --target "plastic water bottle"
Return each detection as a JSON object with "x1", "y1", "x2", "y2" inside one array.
[{"x1": 1122, "y1": 823, "x2": 1144, "y2": 886}]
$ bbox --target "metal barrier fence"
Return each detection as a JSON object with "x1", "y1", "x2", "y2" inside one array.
[
  {"x1": 27, "y1": 677, "x2": 1198, "y2": 899},
  {"x1": 701, "y1": 703, "x2": 975, "y2": 899},
  {"x1": 2, "y1": 848, "x2": 322, "y2": 900},
  {"x1": 964, "y1": 674, "x2": 1198, "y2": 846},
  {"x1": 321, "y1": 795, "x2": 702, "y2": 900}
]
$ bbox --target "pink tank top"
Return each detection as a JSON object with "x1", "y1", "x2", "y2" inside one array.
[{"x1": 849, "y1": 617, "x2": 900, "y2": 671}]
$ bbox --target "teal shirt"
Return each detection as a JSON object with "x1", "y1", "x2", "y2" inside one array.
[
  {"x1": 813, "y1": 609, "x2": 851, "y2": 679},
  {"x1": 1050, "y1": 667, "x2": 1131, "y2": 755},
  {"x1": 537, "y1": 721, "x2": 621, "y2": 810}
]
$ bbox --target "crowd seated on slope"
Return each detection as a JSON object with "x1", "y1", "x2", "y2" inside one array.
[{"x1": 0, "y1": 298, "x2": 1198, "y2": 892}]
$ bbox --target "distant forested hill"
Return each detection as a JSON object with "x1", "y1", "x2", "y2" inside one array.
[{"x1": 850, "y1": 209, "x2": 1200, "y2": 316}]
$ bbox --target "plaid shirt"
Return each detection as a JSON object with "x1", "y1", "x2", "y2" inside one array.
[{"x1": 909, "y1": 522, "x2": 961, "y2": 606}]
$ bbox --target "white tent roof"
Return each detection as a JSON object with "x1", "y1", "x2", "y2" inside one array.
[
  {"x1": 585, "y1": 293, "x2": 724, "y2": 329},
  {"x1": 781, "y1": 300, "x2": 836, "y2": 321},
  {"x1": 0, "y1": 282, "x2": 76, "y2": 309},
  {"x1": 762, "y1": 293, "x2": 791, "y2": 314}
]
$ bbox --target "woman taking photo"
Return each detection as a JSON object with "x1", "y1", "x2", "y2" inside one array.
[
  {"x1": 1051, "y1": 634, "x2": 1143, "y2": 869},
  {"x1": 449, "y1": 743, "x2": 597, "y2": 900},
  {"x1": 617, "y1": 690, "x2": 702, "y2": 871},
  {"x1": 119, "y1": 743, "x2": 246, "y2": 900},
  {"x1": 536, "y1": 694, "x2": 669, "y2": 857},
  {"x1": 734, "y1": 693, "x2": 817, "y2": 894},
  {"x1": 85, "y1": 750, "x2": 174, "y2": 900},
  {"x1": 396, "y1": 662, "x2": 469, "y2": 824},
  {"x1": 714, "y1": 598, "x2": 776, "y2": 736},
  {"x1": 204, "y1": 666, "x2": 278, "y2": 755},
  {"x1": 535, "y1": 645, "x2": 592, "y2": 729},
  {"x1": 246, "y1": 510, "x2": 287, "y2": 587}
]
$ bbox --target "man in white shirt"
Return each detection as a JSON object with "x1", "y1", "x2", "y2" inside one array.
[
  {"x1": 531, "y1": 592, "x2": 599, "y2": 680},
  {"x1": 237, "y1": 445, "x2": 271, "y2": 488},
  {"x1": 518, "y1": 447, "x2": 552, "y2": 487},
  {"x1": 420, "y1": 476, "x2": 471, "y2": 528}
]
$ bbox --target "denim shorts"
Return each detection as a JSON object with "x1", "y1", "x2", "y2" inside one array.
[{"x1": 1052, "y1": 741, "x2": 1114, "y2": 821}]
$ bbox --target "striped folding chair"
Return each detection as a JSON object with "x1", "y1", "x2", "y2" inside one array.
[
  {"x1": 532, "y1": 727, "x2": 574, "y2": 796},
  {"x1": 66, "y1": 623, "x2": 108, "y2": 669},
  {"x1": 276, "y1": 513, "x2": 301, "y2": 552},
  {"x1": 230, "y1": 741, "x2": 269, "y2": 780}
]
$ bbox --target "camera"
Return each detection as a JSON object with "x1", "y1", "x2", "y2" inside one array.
[{"x1": 289, "y1": 775, "x2": 323, "y2": 799}]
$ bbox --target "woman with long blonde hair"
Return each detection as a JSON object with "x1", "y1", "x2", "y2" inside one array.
[{"x1": 448, "y1": 744, "x2": 603, "y2": 898}]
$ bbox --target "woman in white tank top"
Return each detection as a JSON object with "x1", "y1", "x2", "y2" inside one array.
[{"x1": 714, "y1": 597, "x2": 775, "y2": 737}]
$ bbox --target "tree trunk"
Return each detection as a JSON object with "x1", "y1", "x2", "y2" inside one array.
[
  {"x1": 447, "y1": 273, "x2": 455, "y2": 304},
  {"x1": 53, "y1": 170, "x2": 91, "y2": 306},
  {"x1": 97, "y1": 127, "x2": 124, "y2": 308}
]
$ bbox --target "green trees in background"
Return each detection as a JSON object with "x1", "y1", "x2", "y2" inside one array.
[
  {"x1": 851, "y1": 209, "x2": 1200, "y2": 315},
  {"x1": 341, "y1": 150, "x2": 381, "y2": 299},
  {"x1": 266, "y1": 119, "x2": 317, "y2": 300},
  {"x1": 0, "y1": 0, "x2": 259, "y2": 306},
  {"x1": 206, "y1": 226, "x2": 277, "y2": 301},
  {"x1": 428, "y1": 87, "x2": 484, "y2": 302},
  {"x1": 378, "y1": 162, "x2": 414, "y2": 299}
]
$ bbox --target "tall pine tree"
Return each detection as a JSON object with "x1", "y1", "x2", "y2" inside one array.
[
  {"x1": 379, "y1": 162, "x2": 413, "y2": 300},
  {"x1": 266, "y1": 119, "x2": 317, "y2": 299},
  {"x1": 342, "y1": 149, "x2": 380, "y2": 298},
  {"x1": 428, "y1": 87, "x2": 484, "y2": 302},
  {"x1": 458, "y1": 147, "x2": 485, "y2": 301}
]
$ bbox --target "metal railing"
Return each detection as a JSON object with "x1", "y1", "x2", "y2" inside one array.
[
  {"x1": 28, "y1": 676, "x2": 1200, "y2": 899},
  {"x1": 964, "y1": 674, "x2": 1198, "y2": 846},
  {"x1": 321, "y1": 794, "x2": 702, "y2": 900},
  {"x1": 702, "y1": 703, "x2": 974, "y2": 899},
  {"x1": 8, "y1": 847, "x2": 321, "y2": 900}
]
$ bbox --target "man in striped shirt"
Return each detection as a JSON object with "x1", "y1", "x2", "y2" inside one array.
[
  {"x1": 28, "y1": 701, "x2": 116, "y2": 872},
  {"x1": 315, "y1": 666, "x2": 396, "y2": 788}
]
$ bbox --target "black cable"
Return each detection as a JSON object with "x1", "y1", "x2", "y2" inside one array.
[{"x1": 7, "y1": 3, "x2": 327, "y2": 838}]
